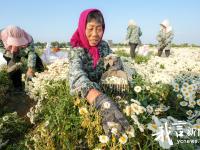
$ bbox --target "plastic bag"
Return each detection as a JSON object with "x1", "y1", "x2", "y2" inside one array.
[
  {"x1": 41, "y1": 47, "x2": 68, "y2": 64},
  {"x1": 137, "y1": 45, "x2": 149, "y2": 56},
  {"x1": 0, "y1": 52, "x2": 7, "y2": 66}
]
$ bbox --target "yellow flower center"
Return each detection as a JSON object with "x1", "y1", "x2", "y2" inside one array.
[
  {"x1": 152, "y1": 124, "x2": 158, "y2": 129},
  {"x1": 194, "y1": 125, "x2": 200, "y2": 129},
  {"x1": 120, "y1": 136, "x2": 126, "y2": 142}
]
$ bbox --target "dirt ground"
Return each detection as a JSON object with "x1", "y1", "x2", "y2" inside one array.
[{"x1": 3, "y1": 91, "x2": 35, "y2": 121}]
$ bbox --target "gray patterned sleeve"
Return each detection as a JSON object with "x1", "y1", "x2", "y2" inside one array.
[
  {"x1": 69, "y1": 49, "x2": 100, "y2": 98},
  {"x1": 126, "y1": 26, "x2": 132, "y2": 41},
  {"x1": 26, "y1": 42, "x2": 37, "y2": 69}
]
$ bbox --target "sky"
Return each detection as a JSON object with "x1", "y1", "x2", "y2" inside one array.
[{"x1": 1, "y1": 0, "x2": 200, "y2": 44}]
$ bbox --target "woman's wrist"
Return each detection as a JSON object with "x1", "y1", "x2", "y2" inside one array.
[
  {"x1": 26, "y1": 68, "x2": 34, "y2": 76},
  {"x1": 86, "y1": 88, "x2": 102, "y2": 104}
]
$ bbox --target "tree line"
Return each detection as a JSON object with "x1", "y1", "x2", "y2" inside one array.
[{"x1": 34, "y1": 41, "x2": 200, "y2": 49}]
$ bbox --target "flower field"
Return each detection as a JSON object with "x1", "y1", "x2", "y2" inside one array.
[{"x1": 0, "y1": 47, "x2": 200, "y2": 149}]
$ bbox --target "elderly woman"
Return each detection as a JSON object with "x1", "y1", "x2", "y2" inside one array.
[
  {"x1": 126, "y1": 20, "x2": 142, "y2": 58},
  {"x1": 69, "y1": 9, "x2": 129, "y2": 135},
  {"x1": 157, "y1": 19, "x2": 174, "y2": 57},
  {"x1": 0, "y1": 25, "x2": 44, "y2": 92}
]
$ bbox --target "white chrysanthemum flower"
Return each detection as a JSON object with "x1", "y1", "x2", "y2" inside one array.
[
  {"x1": 131, "y1": 114, "x2": 145, "y2": 132},
  {"x1": 103, "y1": 102, "x2": 111, "y2": 109},
  {"x1": 123, "y1": 106, "x2": 131, "y2": 116},
  {"x1": 21, "y1": 73, "x2": 26, "y2": 82},
  {"x1": 2, "y1": 116, "x2": 9, "y2": 122},
  {"x1": 183, "y1": 91, "x2": 190, "y2": 99},
  {"x1": 186, "y1": 110, "x2": 193, "y2": 116},
  {"x1": 130, "y1": 103, "x2": 145, "y2": 115},
  {"x1": 79, "y1": 107, "x2": 88, "y2": 115},
  {"x1": 119, "y1": 134, "x2": 128, "y2": 144},
  {"x1": 181, "y1": 86, "x2": 187, "y2": 94},
  {"x1": 196, "y1": 118, "x2": 200, "y2": 124},
  {"x1": 177, "y1": 94, "x2": 183, "y2": 99},
  {"x1": 126, "y1": 126, "x2": 135, "y2": 138},
  {"x1": 44, "y1": 120, "x2": 49, "y2": 127},
  {"x1": 134, "y1": 86, "x2": 142, "y2": 93},
  {"x1": 115, "y1": 96, "x2": 122, "y2": 100},
  {"x1": 174, "y1": 86, "x2": 180, "y2": 92},
  {"x1": 147, "y1": 123, "x2": 158, "y2": 133},
  {"x1": 173, "y1": 83, "x2": 180, "y2": 92},
  {"x1": 196, "y1": 99, "x2": 200, "y2": 106},
  {"x1": 182, "y1": 82, "x2": 189, "y2": 88},
  {"x1": 138, "y1": 124, "x2": 145, "y2": 132},
  {"x1": 154, "y1": 104, "x2": 170, "y2": 113},
  {"x1": 179, "y1": 101, "x2": 188, "y2": 107},
  {"x1": 189, "y1": 100, "x2": 196, "y2": 106},
  {"x1": 187, "y1": 84, "x2": 194, "y2": 92},
  {"x1": 146, "y1": 105, "x2": 154, "y2": 114},
  {"x1": 99, "y1": 135, "x2": 109, "y2": 144},
  {"x1": 130, "y1": 99, "x2": 141, "y2": 105},
  {"x1": 147, "y1": 115, "x2": 164, "y2": 133},
  {"x1": 111, "y1": 128, "x2": 118, "y2": 135},
  {"x1": 145, "y1": 86, "x2": 150, "y2": 91},
  {"x1": 190, "y1": 94, "x2": 196, "y2": 101},
  {"x1": 188, "y1": 104, "x2": 195, "y2": 108},
  {"x1": 0, "y1": 123, "x2": 3, "y2": 129},
  {"x1": 192, "y1": 84, "x2": 198, "y2": 90}
]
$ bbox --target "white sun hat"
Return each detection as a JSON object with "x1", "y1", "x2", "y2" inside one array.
[
  {"x1": 160, "y1": 19, "x2": 170, "y2": 28},
  {"x1": 128, "y1": 19, "x2": 137, "y2": 26}
]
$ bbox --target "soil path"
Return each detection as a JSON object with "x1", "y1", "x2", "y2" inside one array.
[{"x1": 4, "y1": 92, "x2": 36, "y2": 120}]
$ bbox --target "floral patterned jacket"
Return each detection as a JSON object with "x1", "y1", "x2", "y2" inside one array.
[
  {"x1": 126, "y1": 25, "x2": 142, "y2": 44},
  {"x1": 0, "y1": 30, "x2": 37, "y2": 69},
  {"x1": 157, "y1": 29, "x2": 174, "y2": 51},
  {"x1": 69, "y1": 40, "x2": 112, "y2": 97}
]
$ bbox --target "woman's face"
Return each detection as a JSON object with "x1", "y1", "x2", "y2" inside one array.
[
  {"x1": 7, "y1": 45, "x2": 27, "y2": 53},
  {"x1": 85, "y1": 19, "x2": 103, "y2": 47}
]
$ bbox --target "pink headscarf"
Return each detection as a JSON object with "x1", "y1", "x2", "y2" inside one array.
[
  {"x1": 70, "y1": 9, "x2": 105, "y2": 68},
  {"x1": 0, "y1": 25, "x2": 32, "y2": 50}
]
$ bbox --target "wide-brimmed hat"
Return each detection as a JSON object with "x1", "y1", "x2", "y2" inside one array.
[
  {"x1": 1, "y1": 25, "x2": 32, "y2": 48},
  {"x1": 6, "y1": 36, "x2": 28, "y2": 47}
]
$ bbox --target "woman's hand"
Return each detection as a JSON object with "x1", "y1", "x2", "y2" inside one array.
[
  {"x1": 86, "y1": 88, "x2": 102, "y2": 104},
  {"x1": 94, "y1": 93, "x2": 130, "y2": 135},
  {"x1": 26, "y1": 68, "x2": 34, "y2": 80},
  {"x1": 86, "y1": 90, "x2": 130, "y2": 135}
]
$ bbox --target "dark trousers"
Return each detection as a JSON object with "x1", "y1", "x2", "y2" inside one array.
[
  {"x1": 4, "y1": 53, "x2": 44, "y2": 88},
  {"x1": 129, "y1": 43, "x2": 138, "y2": 58},
  {"x1": 9, "y1": 69, "x2": 23, "y2": 88},
  {"x1": 35, "y1": 53, "x2": 44, "y2": 72},
  {"x1": 158, "y1": 48, "x2": 170, "y2": 57},
  {"x1": 3, "y1": 55, "x2": 22, "y2": 88}
]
